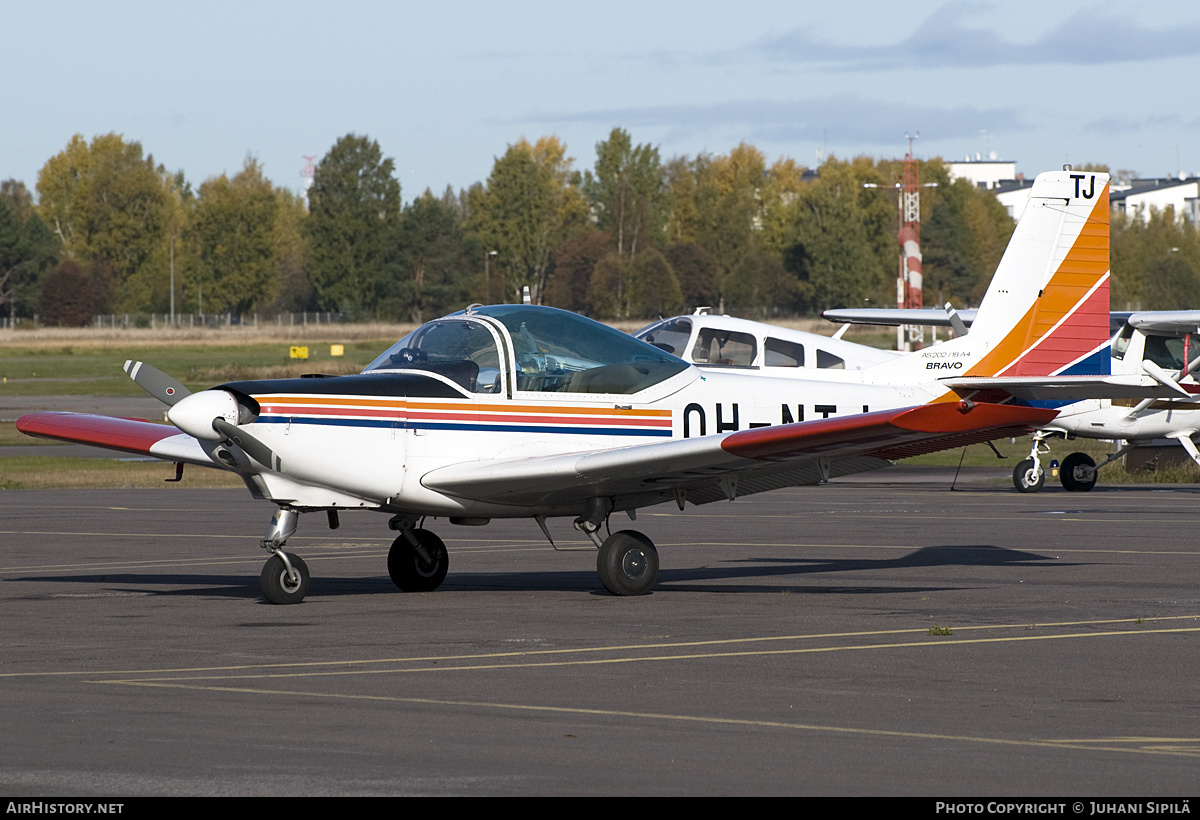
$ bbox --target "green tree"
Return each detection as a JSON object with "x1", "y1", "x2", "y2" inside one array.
[
  {"x1": 390, "y1": 190, "x2": 480, "y2": 322},
  {"x1": 920, "y1": 165, "x2": 1014, "y2": 308},
  {"x1": 626, "y1": 246, "x2": 682, "y2": 318},
  {"x1": 0, "y1": 181, "x2": 60, "y2": 320},
  {"x1": 779, "y1": 157, "x2": 894, "y2": 312},
  {"x1": 544, "y1": 229, "x2": 610, "y2": 313},
  {"x1": 583, "y1": 128, "x2": 668, "y2": 261},
  {"x1": 268, "y1": 188, "x2": 314, "y2": 313},
  {"x1": 186, "y1": 158, "x2": 280, "y2": 314},
  {"x1": 468, "y1": 137, "x2": 587, "y2": 304},
  {"x1": 1112, "y1": 206, "x2": 1200, "y2": 309},
  {"x1": 305, "y1": 134, "x2": 402, "y2": 317}
]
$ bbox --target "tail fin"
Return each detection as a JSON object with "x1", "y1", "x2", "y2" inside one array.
[{"x1": 963, "y1": 170, "x2": 1110, "y2": 378}]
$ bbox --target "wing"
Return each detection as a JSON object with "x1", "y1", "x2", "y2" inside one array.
[
  {"x1": 421, "y1": 402, "x2": 1056, "y2": 508},
  {"x1": 821, "y1": 308, "x2": 978, "y2": 328},
  {"x1": 16, "y1": 412, "x2": 217, "y2": 467},
  {"x1": 1127, "y1": 311, "x2": 1200, "y2": 336}
]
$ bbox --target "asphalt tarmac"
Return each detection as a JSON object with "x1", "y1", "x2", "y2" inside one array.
[{"x1": 0, "y1": 478, "x2": 1197, "y2": 796}]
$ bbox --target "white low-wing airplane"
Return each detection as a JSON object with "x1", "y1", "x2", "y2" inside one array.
[
  {"x1": 18, "y1": 171, "x2": 1130, "y2": 603},
  {"x1": 824, "y1": 306, "x2": 1200, "y2": 493}
]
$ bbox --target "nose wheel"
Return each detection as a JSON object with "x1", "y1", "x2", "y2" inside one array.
[{"x1": 260, "y1": 552, "x2": 310, "y2": 604}]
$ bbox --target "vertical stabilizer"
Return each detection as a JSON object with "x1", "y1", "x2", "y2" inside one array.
[{"x1": 964, "y1": 171, "x2": 1110, "y2": 378}]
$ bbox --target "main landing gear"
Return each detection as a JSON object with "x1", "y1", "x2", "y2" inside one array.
[
  {"x1": 253, "y1": 502, "x2": 659, "y2": 603},
  {"x1": 1012, "y1": 432, "x2": 1132, "y2": 493},
  {"x1": 386, "y1": 522, "x2": 449, "y2": 592},
  {"x1": 575, "y1": 498, "x2": 659, "y2": 596}
]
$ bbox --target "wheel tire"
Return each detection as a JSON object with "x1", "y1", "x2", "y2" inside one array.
[
  {"x1": 388, "y1": 529, "x2": 449, "y2": 592},
  {"x1": 1060, "y1": 452, "x2": 1097, "y2": 492},
  {"x1": 261, "y1": 553, "x2": 310, "y2": 604},
  {"x1": 1012, "y1": 458, "x2": 1045, "y2": 493},
  {"x1": 597, "y1": 530, "x2": 659, "y2": 596}
]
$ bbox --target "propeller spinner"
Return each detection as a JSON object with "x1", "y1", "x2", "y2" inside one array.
[{"x1": 125, "y1": 361, "x2": 282, "y2": 471}]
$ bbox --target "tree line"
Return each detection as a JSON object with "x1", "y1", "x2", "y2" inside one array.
[{"x1": 2, "y1": 130, "x2": 1197, "y2": 328}]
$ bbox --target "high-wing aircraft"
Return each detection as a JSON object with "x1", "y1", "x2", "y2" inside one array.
[
  {"x1": 823, "y1": 305, "x2": 1200, "y2": 493},
  {"x1": 17, "y1": 171, "x2": 1119, "y2": 603}
]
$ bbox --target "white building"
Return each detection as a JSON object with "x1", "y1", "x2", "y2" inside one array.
[
  {"x1": 946, "y1": 154, "x2": 1017, "y2": 190},
  {"x1": 1111, "y1": 176, "x2": 1200, "y2": 224}
]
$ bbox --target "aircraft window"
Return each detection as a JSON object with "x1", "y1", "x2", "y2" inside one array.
[
  {"x1": 635, "y1": 318, "x2": 692, "y2": 357},
  {"x1": 1111, "y1": 324, "x2": 1134, "y2": 360},
  {"x1": 764, "y1": 337, "x2": 804, "y2": 367},
  {"x1": 363, "y1": 319, "x2": 502, "y2": 394},
  {"x1": 1143, "y1": 335, "x2": 1187, "y2": 370},
  {"x1": 463, "y1": 306, "x2": 689, "y2": 394},
  {"x1": 816, "y1": 349, "x2": 845, "y2": 370},
  {"x1": 692, "y1": 329, "x2": 756, "y2": 366}
]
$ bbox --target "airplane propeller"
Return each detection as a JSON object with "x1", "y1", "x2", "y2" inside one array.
[
  {"x1": 124, "y1": 360, "x2": 282, "y2": 471},
  {"x1": 124, "y1": 360, "x2": 192, "y2": 406}
]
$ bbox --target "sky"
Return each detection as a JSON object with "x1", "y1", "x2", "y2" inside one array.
[{"x1": 3, "y1": 0, "x2": 1199, "y2": 202}]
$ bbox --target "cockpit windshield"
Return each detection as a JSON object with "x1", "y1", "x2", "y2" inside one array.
[{"x1": 364, "y1": 305, "x2": 690, "y2": 395}]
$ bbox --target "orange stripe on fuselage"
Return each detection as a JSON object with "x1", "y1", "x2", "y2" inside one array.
[{"x1": 254, "y1": 394, "x2": 672, "y2": 418}]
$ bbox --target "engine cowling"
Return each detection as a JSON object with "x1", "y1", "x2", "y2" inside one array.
[{"x1": 167, "y1": 389, "x2": 242, "y2": 441}]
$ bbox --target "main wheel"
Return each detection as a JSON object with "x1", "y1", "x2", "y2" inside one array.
[
  {"x1": 597, "y1": 530, "x2": 659, "y2": 596},
  {"x1": 260, "y1": 552, "x2": 310, "y2": 604},
  {"x1": 388, "y1": 529, "x2": 449, "y2": 592},
  {"x1": 1012, "y1": 458, "x2": 1045, "y2": 493},
  {"x1": 1060, "y1": 452, "x2": 1097, "y2": 492}
]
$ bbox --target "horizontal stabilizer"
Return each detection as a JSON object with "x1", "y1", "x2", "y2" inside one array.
[{"x1": 942, "y1": 375, "x2": 1200, "y2": 401}]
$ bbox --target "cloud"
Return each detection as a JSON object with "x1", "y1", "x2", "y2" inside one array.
[
  {"x1": 751, "y1": 3, "x2": 1200, "y2": 70},
  {"x1": 525, "y1": 94, "x2": 1024, "y2": 147}
]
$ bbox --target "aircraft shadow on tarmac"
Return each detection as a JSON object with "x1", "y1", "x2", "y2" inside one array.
[{"x1": 11, "y1": 543, "x2": 1080, "y2": 600}]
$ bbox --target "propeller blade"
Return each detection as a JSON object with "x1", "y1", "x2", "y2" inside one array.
[
  {"x1": 124, "y1": 360, "x2": 191, "y2": 406},
  {"x1": 212, "y1": 418, "x2": 282, "y2": 472}
]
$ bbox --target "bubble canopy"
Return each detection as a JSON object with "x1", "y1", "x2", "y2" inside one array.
[{"x1": 364, "y1": 305, "x2": 690, "y2": 395}]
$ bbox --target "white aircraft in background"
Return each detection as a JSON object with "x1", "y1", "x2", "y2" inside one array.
[
  {"x1": 19, "y1": 171, "x2": 1146, "y2": 604},
  {"x1": 634, "y1": 309, "x2": 899, "y2": 374},
  {"x1": 823, "y1": 307, "x2": 1200, "y2": 493}
]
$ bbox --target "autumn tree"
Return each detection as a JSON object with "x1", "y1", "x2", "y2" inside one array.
[
  {"x1": 305, "y1": 134, "x2": 402, "y2": 317},
  {"x1": 35, "y1": 134, "x2": 175, "y2": 311},
  {"x1": 37, "y1": 259, "x2": 111, "y2": 326}
]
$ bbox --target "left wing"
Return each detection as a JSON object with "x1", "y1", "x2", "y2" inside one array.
[
  {"x1": 16, "y1": 412, "x2": 216, "y2": 466},
  {"x1": 422, "y1": 402, "x2": 1056, "y2": 507}
]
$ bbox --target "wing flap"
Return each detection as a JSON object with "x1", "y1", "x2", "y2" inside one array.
[{"x1": 16, "y1": 412, "x2": 216, "y2": 466}]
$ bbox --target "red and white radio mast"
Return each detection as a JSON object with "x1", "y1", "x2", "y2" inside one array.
[{"x1": 896, "y1": 135, "x2": 927, "y2": 351}]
